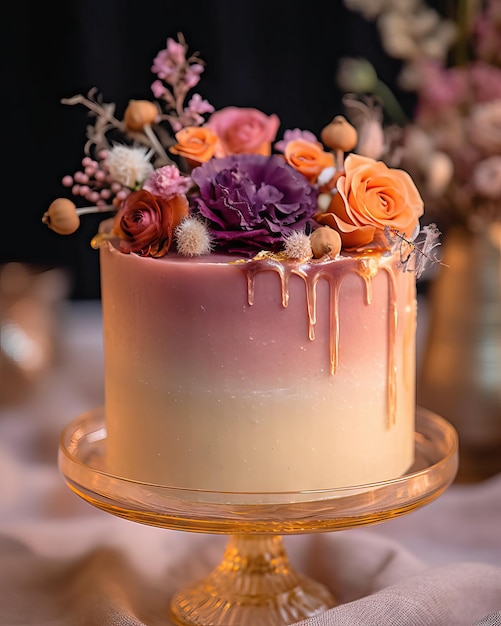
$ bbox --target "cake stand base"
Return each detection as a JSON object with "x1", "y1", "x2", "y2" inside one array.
[
  {"x1": 170, "y1": 535, "x2": 334, "y2": 626},
  {"x1": 58, "y1": 407, "x2": 458, "y2": 625}
]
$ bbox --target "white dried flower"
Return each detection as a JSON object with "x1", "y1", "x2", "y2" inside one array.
[
  {"x1": 379, "y1": 14, "x2": 420, "y2": 59},
  {"x1": 175, "y1": 217, "x2": 212, "y2": 256},
  {"x1": 403, "y1": 126, "x2": 433, "y2": 167},
  {"x1": 343, "y1": 96, "x2": 385, "y2": 160},
  {"x1": 283, "y1": 231, "x2": 313, "y2": 260},
  {"x1": 419, "y1": 21, "x2": 457, "y2": 60},
  {"x1": 398, "y1": 60, "x2": 423, "y2": 91},
  {"x1": 343, "y1": 0, "x2": 388, "y2": 20},
  {"x1": 386, "y1": 0, "x2": 421, "y2": 12},
  {"x1": 317, "y1": 192, "x2": 333, "y2": 213},
  {"x1": 468, "y1": 101, "x2": 501, "y2": 155},
  {"x1": 385, "y1": 222, "x2": 441, "y2": 278},
  {"x1": 104, "y1": 145, "x2": 154, "y2": 188},
  {"x1": 413, "y1": 223, "x2": 442, "y2": 279},
  {"x1": 424, "y1": 152, "x2": 454, "y2": 197},
  {"x1": 473, "y1": 156, "x2": 501, "y2": 199},
  {"x1": 317, "y1": 166, "x2": 336, "y2": 187},
  {"x1": 357, "y1": 118, "x2": 385, "y2": 159}
]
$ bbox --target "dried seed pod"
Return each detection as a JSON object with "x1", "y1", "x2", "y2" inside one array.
[
  {"x1": 321, "y1": 116, "x2": 358, "y2": 152},
  {"x1": 42, "y1": 198, "x2": 80, "y2": 235},
  {"x1": 310, "y1": 226, "x2": 342, "y2": 259},
  {"x1": 124, "y1": 99, "x2": 158, "y2": 131}
]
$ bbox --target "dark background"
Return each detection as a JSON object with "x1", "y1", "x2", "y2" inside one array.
[{"x1": 2, "y1": 0, "x2": 415, "y2": 299}]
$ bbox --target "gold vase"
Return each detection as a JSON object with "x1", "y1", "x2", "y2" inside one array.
[{"x1": 417, "y1": 224, "x2": 501, "y2": 482}]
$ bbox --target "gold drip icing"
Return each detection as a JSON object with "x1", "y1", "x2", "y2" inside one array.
[
  {"x1": 242, "y1": 253, "x2": 403, "y2": 429},
  {"x1": 358, "y1": 257, "x2": 380, "y2": 304},
  {"x1": 382, "y1": 265, "x2": 398, "y2": 428}
]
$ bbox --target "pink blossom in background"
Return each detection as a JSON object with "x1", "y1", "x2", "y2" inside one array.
[
  {"x1": 473, "y1": 155, "x2": 501, "y2": 199},
  {"x1": 415, "y1": 62, "x2": 469, "y2": 118},
  {"x1": 341, "y1": 0, "x2": 501, "y2": 230},
  {"x1": 470, "y1": 62, "x2": 501, "y2": 103},
  {"x1": 474, "y1": 1, "x2": 501, "y2": 66},
  {"x1": 274, "y1": 128, "x2": 319, "y2": 153},
  {"x1": 467, "y1": 101, "x2": 501, "y2": 155}
]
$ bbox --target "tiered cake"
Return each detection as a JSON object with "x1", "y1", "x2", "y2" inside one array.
[{"x1": 43, "y1": 35, "x2": 437, "y2": 495}]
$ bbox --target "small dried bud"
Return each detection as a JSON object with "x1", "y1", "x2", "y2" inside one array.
[
  {"x1": 310, "y1": 226, "x2": 342, "y2": 259},
  {"x1": 124, "y1": 100, "x2": 159, "y2": 131},
  {"x1": 321, "y1": 116, "x2": 358, "y2": 152},
  {"x1": 42, "y1": 198, "x2": 80, "y2": 235}
]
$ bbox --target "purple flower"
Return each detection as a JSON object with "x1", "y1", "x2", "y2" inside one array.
[{"x1": 191, "y1": 154, "x2": 318, "y2": 256}]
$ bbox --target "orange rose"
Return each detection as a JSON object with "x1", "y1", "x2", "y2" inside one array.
[
  {"x1": 206, "y1": 106, "x2": 280, "y2": 156},
  {"x1": 284, "y1": 139, "x2": 335, "y2": 183},
  {"x1": 169, "y1": 126, "x2": 222, "y2": 165},
  {"x1": 112, "y1": 189, "x2": 188, "y2": 257},
  {"x1": 315, "y1": 154, "x2": 424, "y2": 250}
]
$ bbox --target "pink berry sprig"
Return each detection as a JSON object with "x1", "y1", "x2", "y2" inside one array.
[{"x1": 61, "y1": 153, "x2": 130, "y2": 207}]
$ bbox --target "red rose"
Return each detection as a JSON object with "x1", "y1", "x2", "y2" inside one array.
[{"x1": 112, "y1": 189, "x2": 188, "y2": 257}]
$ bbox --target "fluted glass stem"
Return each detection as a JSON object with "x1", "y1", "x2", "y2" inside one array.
[{"x1": 170, "y1": 534, "x2": 335, "y2": 625}]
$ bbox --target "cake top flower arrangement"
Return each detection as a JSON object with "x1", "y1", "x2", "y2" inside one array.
[
  {"x1": 42, "y1": 33, "x2": 439, "y2": 274},
  {"x1": 338, "y1": 0, "x2": 501, "y2": 234}
]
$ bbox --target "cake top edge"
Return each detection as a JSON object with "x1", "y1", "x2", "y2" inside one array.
[
  {"x1": 42, "y1": 33, "x2": 441, "y2": 277},
  {"x1": 103, "y1": 238, "x2": 400, "y2": 269}
]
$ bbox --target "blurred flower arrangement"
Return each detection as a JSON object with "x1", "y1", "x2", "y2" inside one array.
[
  {"x1": 42, "y1": 33, "x2": 439, "y2": 272},
  {"x1": 339, "y1": 0, "x2": 501, "y2": 234}
]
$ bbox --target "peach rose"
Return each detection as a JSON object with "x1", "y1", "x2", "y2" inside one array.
[
  {"x1": 169, "y1": 126, "x2": 223, "y2": 165},
  {"x1": 284, "y1": 139, "x2": 335, "y2": 183},
  {"x1": 206, "y1": 106, "x2": 280, "y2": 156},
  {"x1": 315, "y1": 154, "x2": 424, "y2": 250},
  {"x1": 112, "y1": 189, "x2": 188, "y2": 257}
]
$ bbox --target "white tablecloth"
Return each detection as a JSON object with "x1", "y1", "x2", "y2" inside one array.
[{"x1": 1, "y1": 301, "x2": 501, "y2": 625}]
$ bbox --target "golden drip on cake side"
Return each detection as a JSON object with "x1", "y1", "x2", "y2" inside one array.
[{"x1": 244, "y1": 253, "x2": 403, "y2": 427}]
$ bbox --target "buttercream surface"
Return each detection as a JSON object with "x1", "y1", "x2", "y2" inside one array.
[{"x1": 100, "y1": 243, "x2": 416, "y2": 495}]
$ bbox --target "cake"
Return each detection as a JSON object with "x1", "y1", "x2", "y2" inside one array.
[{"x1": 43, "y1": 35, "x2": 439, "y2": 496}]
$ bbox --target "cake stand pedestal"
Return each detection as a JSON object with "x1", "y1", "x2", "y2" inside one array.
[{"x1": 58, "y1": 407, "x2": 458, "y2": 626}]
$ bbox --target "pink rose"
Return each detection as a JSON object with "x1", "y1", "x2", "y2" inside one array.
[
  {"x1": 112, "y1": 189, "x2": 188, "y2": 257},
  {"x1": 315, "y1": 154, "x2": 424, "y2": 250},
  {"x1": 206, "y1": 106, "x2": 280, "y2": 156}
]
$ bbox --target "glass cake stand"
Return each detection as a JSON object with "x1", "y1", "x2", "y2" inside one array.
[{"x1": 58, "y1": 406, "x2": 458, "y2": 626}]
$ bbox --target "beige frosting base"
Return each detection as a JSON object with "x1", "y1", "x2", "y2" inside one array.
[{"x1": 100, "y1": 244, "x2": 416, "y2": 495}]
